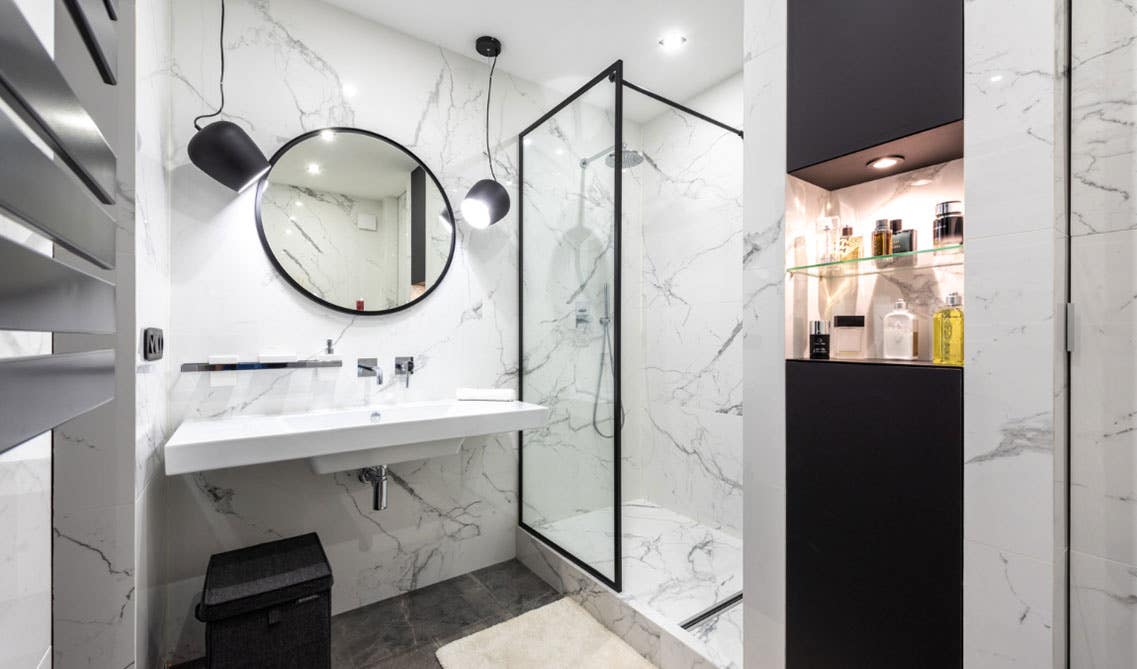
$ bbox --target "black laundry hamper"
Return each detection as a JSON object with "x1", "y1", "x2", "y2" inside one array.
[{"x1": 195, "y1": 532, "x2": 333, "y2": 669}]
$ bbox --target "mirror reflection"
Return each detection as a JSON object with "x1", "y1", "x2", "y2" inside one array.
[{"x1": 257, "y1": 128, "x2": 455, "y2": 314}]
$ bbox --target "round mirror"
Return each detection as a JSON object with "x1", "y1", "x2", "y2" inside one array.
[{"x1": 256, "y1": 128, "x2": 456, "y2": 315}]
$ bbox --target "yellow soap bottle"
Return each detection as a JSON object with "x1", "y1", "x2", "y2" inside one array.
[{"x1": 933, "y1": 292, "x2": 964, "y2": 366}]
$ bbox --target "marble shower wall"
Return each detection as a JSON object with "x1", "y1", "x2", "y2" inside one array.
[
  {"x1": 1070, "y1": 0, "x2": 1137, "y2": 665},
  {"x1": 164, "y1": 0, "x2": 581, "y2": 660},
  {"x1": 518, "y1": 84, "x2": 628, "y2": 546},
  {"x1": 627, "y1": 75, "x2": 744, "y2": 536}
]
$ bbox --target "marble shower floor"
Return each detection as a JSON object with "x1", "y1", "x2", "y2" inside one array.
[
  {"x1": 688, "y1": 601, "x2": 744, "y2": 668},
  {"x1": 531, "y1": 499, "x2": 744, "y2": 627}
]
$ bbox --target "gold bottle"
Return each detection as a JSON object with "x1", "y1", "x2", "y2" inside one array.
[
  {"x1": 838, "y1": 225, "x2": 862, "y2": 261},
  {"x1": 933, "y1": 292, "x2": 964, "y2": 366},
  {"x1": 871, "y1": 219, "x2": 893, "y2": 257}
]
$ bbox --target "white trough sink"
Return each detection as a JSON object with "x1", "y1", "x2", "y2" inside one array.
[{"x1": 164, "y1": 400, "x2": 549, "y2": 476}]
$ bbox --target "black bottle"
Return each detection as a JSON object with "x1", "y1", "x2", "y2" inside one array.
[{"x1": 809, "y1": 320, "x2": 830, "y2": 360}]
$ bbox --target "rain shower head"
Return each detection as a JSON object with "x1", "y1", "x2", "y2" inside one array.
[
  {"x1": 605, "y1": 149, "x2": 644, "y2": 169},
  {"x1": 580, "y1": 144, "x2": 644, "y2": 170}
]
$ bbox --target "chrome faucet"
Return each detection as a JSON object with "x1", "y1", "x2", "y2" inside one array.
[
  {"x1": 394, "y1": 356, "x2": 414, "y2": 388},
  {"x1": 357, "y1": 358, "x2": 383, "y2": 384}
]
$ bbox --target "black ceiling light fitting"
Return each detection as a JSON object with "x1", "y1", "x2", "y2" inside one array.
[
  {"x1": 461, "y1": 36, "x2": 511, "y2": 230},
  {"x1": 187, "y1": 0, "x2": 269, "y2": 192}
]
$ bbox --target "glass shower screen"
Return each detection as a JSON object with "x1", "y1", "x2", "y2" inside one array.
[{"x1": 519, "y1": 62, "x2": 623, "y2": 589}]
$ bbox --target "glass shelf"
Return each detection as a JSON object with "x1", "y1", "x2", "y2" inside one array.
[{"x1": 786, "y1": 244, "x2": 963, "y2": 278}]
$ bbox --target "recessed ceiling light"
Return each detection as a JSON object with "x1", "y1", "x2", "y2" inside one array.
[
  {"x1": 294, "y1": 200, "x2": 303, "y2": 206},
  {"x1": 911, "y1": 178, "x2": 933, "y2": 186},
  {"x1": 320, "y1": 129, "x2": 336, "y2": 142},
  {"x1": 658, "y1": 31, "x2": 688, "y2": 52},
  {"x1": 342, "y1": 83, "x2": 358, "y2": 98},
  {"x1": 989, "y1": 74, "x2": 1004, "y2": 83},
  {"x1": 868, "y1": 155, "x2": 904, "y2": 170},
  {"x1": 306, "y1": 162, "x2": 322, "y2": 175}
]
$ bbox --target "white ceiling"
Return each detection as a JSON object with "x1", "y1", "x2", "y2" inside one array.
[{"x1": 322, "y1": 0, "x2": 743, "y2": 122}]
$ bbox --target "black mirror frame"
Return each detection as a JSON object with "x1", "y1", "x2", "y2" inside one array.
[{"x1": 254, "y1": 127, "x2": 457, "y2": 316}]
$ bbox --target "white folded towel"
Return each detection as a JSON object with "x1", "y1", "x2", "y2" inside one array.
[{"x1": 456, "y1": 388, "x2": 517, "y2": 402}]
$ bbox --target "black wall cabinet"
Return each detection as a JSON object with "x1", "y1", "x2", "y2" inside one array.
[
  {"x1": 788, "y1": 0, "x2": 963, "y2": 188},
  {"x1": 786, "y1": 360, "x2": 962, "y2": 668}
]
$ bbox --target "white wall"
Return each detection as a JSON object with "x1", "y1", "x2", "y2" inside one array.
[{"x1": 163, "y1": 0, "x2": 574, "y2": 660}]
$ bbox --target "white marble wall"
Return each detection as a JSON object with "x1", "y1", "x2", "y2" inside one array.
[
  {"x1": 963, "y1": 0, "x2": 1067, "y2": 665},
  {"x1": 1070, "y1": 0, "x2": 1137, "y2": 666},
  {"x1": 742, "y1": 0, "x2": 789, "y2": 665},
  {"x1": 135, "y1": 0, "x2": 173, "y2": 665},
  {"x1": 163, "y1": 0, "x2": 576, "y2": 660},
  {"x1": 629, "y1": 75, "x2": 744, "y2": 536}
]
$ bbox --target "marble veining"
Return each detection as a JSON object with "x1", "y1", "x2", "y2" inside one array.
[
  {"x1": 1069, "y1": 0, "x2": 1137, "y2": 665},
  {"x1": 162, "y1": 0, "x2": 576, "y2": 660},
  {"x1": 531, "y1": 500, "x2": 742, "y2": 626},
  {"x1": 687, "y1": 602, "x2": 743, "y2": 669}
]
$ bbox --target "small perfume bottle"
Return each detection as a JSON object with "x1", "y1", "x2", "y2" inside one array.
[
  {"x1": 831, "y1": 315, "x2": 867, "y2": 359},
  {"x1": 882, "y1": 298, "x2": 918, "y2": 360},
  {"x1": 933, "y1": 292, "x2": 964, "y2": 366},
  {"x1": 815, "y1": 217, "x2": 838, "y2": 264},
  {"x1": 933, "y1": 201, "x2": 964, "y2": 248},
  {"x1": 871, "y1": 219, "x2": 893, "y2": 257},
  {"x1": 838, "y1": 224, "x2": 862, "y2": 261},
  {"x1": 809, "y1": 320, "x2": 830, "y2": 360}
]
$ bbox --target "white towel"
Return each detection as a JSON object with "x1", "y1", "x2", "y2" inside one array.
[{"x1": 456, "y1": 388, "x2": 517, "y2": 402}]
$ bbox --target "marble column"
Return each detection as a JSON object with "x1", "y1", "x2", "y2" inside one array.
[
  {"x1": 742, "y1": 0, "x2": 788, "y2": 666},
  {"x1": 1069, "y1": 0, "x2": 1137, "y2": 665},
  {"x1": 962, "y1": 0, "x2": 1067, "y2": 665}
]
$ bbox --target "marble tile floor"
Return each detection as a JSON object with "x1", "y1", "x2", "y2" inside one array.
[
  {"x1": 686, "y1": 601, "x2": 743, "y2": 669},
  {"x1": 172, "y1": 559, "x2": 561, "y2": 669},
  {"x1": 531, "y1": 499, "x2": 744, "y2": 626}
]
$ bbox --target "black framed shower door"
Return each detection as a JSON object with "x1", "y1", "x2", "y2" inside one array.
[{"x1": 518, "y1": 61, "x2": 624, "y2": 592}]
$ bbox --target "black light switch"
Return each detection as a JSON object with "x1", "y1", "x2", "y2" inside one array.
[{"x1": 142, "y1": 327, "x2": 164, "y2": 361}]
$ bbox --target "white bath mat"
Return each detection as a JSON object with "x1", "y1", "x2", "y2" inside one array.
[{"x1": 435, "y1": 597, "x2": 656, "y2": 669}]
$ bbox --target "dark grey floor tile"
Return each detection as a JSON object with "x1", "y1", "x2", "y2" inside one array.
[
  {"x1": 404, "y1": 574, "x2": 503, "y2": 645},
  {"x1": 471, "y1": 559, "x2": 557, "y2": 611},
  {"x1": 369, "y1": 645, "x2": 443, "y2": 669},
  {"x1": 504, "y1": 587, "x2": 562, "y2": 617},
  {"x1": 332, "y1": 596, "x2": 419, "y2": 666}
]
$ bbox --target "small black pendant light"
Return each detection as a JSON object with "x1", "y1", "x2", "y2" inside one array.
[
  {"x1": 188, "y1": 0, "x2": 269, "y2": 192},
  {"x1": 461, "y1": 36, "x2": 511, "y2": 229}
]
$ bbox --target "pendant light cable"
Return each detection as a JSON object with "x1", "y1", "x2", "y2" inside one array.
[
  {"x1": 484, "y1": 55, "x2": 498, "y2": 181},
  {"x1": 193, "y1": 0, "x2": 227, "y2": 130}
]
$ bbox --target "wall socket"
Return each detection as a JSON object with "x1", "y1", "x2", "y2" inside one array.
[{"x1": 143, "y1": 327, "x2": 164, "y2": 361}]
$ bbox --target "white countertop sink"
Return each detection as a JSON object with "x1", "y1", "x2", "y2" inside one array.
[{"x1": 164, "y1": 399, "x2": 549, "y2": 476}]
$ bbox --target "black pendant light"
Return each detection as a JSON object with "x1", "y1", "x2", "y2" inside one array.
[
  {"x1": 188, "y1": 0, "x2": 269, "y2": 192},
  {"x1": 461, "y1": 36, "x2": 510, "y2": 229}
]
